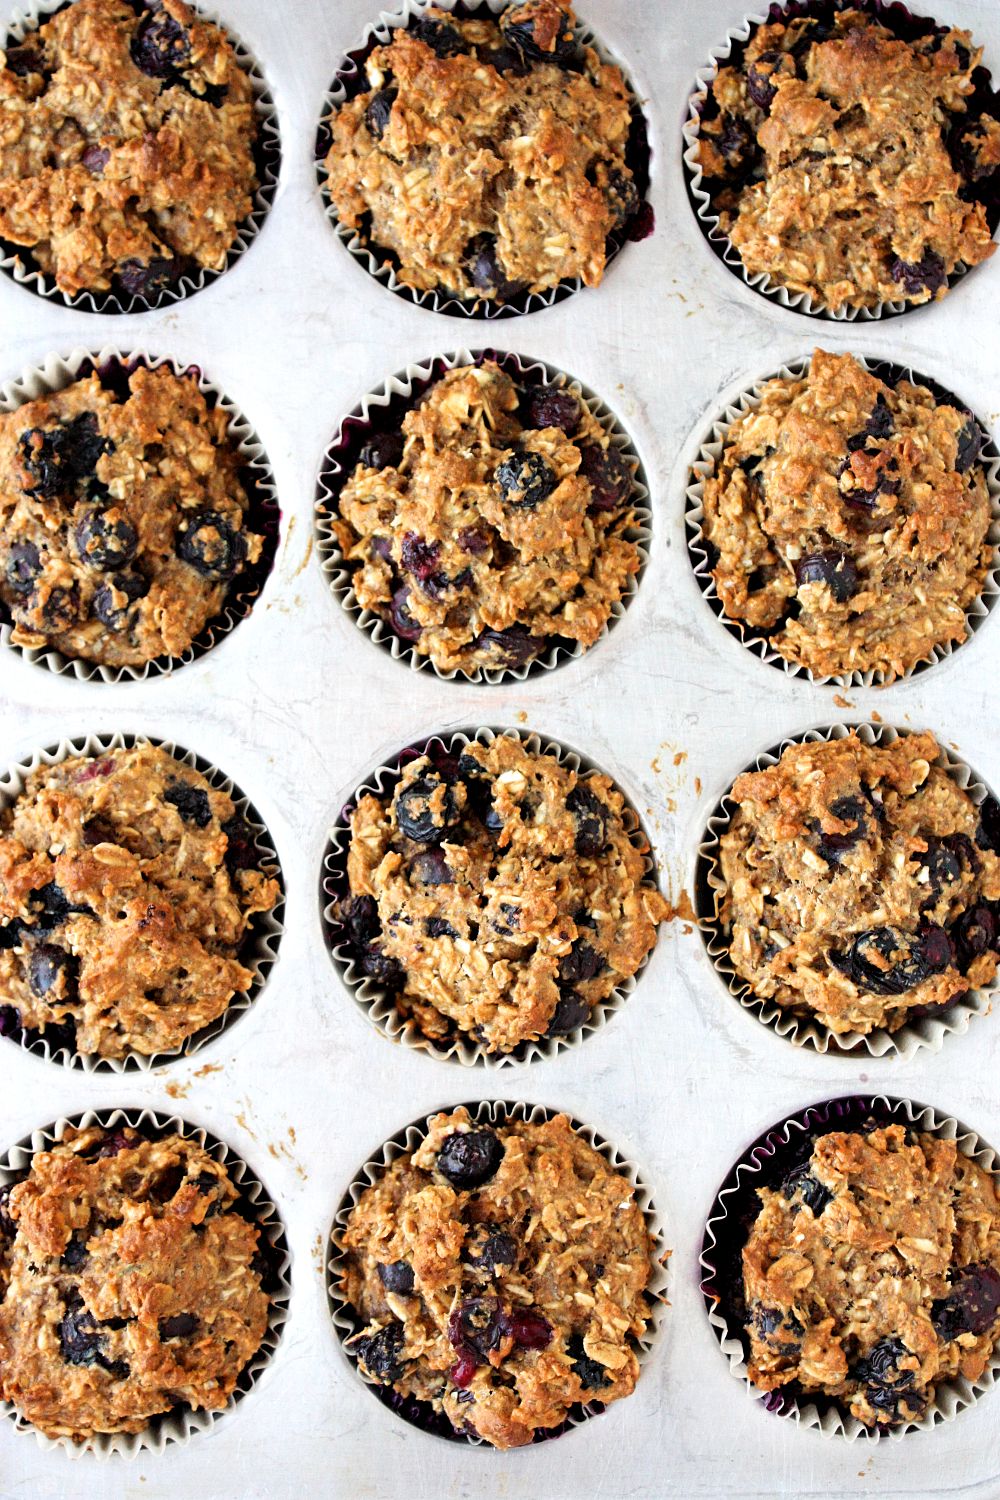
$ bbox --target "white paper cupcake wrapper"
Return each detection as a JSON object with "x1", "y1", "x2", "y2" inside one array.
[
  {"x1": 0, "y1": 1105, "x2": 290, "y2": 1459},
  {"x1": 0, "y1": 729, "x2": 285, "y2": 1072},
  {"x1": 0, "y1": 0, "x2": 280, "y2": 313},
  {"x1": 327, "y1": 1097, "x2": 669, "y2": 1446},
  {"x1": 695, "y1": 720, "x2": 997, "y2": 1058},
  {"x1": 685, "y1": 353, "x2": 1000, "y2": 687},
  {"x1": 681, "y1": 5, "x2": 999, "y2": 321},
  {"x1": 321, "y1": 725, "x2": 663, "y2": 1066},
  {"x1": 315, "y1": 0, "x2": 651, "y2": 319},
  {"x1": 314, "y1": 348, "x2": 652, "y2": 684},
  {"x1": 701, "y1": 1092, "x2": 1000, "y2": 1439},
  {"x1": 0, "y1": 346, "x2": 281, "y2": 683}
]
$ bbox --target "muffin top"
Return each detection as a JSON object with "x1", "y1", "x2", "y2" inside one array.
[
  {"x1": 339, "y1": 1108, "x2": 654, "y2": 1449},
  {"x1": 323, "y1": 0, "x2": 640, "y2": 305},
  {"x1": 716, "y1": 731, "x2": 1000, "y2": 1037},
  {"x1": 336, "y1": 735, "x2": 667, "y2": 1054},
  {"x1": 0, "y1": 1122, "x2": 269, "y2": 1440},
  {"x1": 700, "y1": 350, "x2": 993, "y2": 682},
  {"x1": 0, "y1": 364, "x2": 268, "y2": 670},
  {"x1": 743, "y1": 1123, "x2": 1000, "y2": 1429},
  {"x1": 331, "y1": 361, "x2": 642, "y2": 675},
  {"x1": 695, "y1": 8, "x2": 998, "y2": 311},
  {"x1": 0, "y1": 0, "x2": 258, "y2": 301},
  {"x1": 0, "y1": 742, "x2": 280, "y2": 1059}
]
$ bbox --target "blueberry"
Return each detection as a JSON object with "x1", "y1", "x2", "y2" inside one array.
[
  {"x1": 448, "y1": 1295, "x2": 504, "y2": 1362},
  {"x1": 93, "y1": 1129, "x2": 134, "y2": 1159},
  {"x1": 389, "y1": 585, "x2": 422, "y2": 643},
  {"x1": 61, "y1": 1233, "x2": 89, "y2": 1269},
  {"x1": 75, "y1": 507, "x2": 138, "y2": 570},
  {"x1": 0, "y1": 1005, "x2": 20, "y2": 1038},
  {"x1": 359, "y1": 430, "x2": 404, "y2": 470},
  {"x1": 519, "y1": 386, "x2": 580, "y2": 436},
  {"x1": 578, "y1": 444, "x2": 632, "y2": 512},
  {"x1": 918, "y1": 838, "x2": 963, "y2": 890},
  {"x1": 473, "y1": 625, "x2": 543, "y2": 667},
  {"x1": 467, "y1": 234, "x2": 527, "y2": 301},
  {"x1": 500, "y1": 3, "x2": 577, "y2": 64},
  {"x1": 0, "y1": 919, "x2": 23, "y2": 950},
  {"x1": 6, "y1": 539, "x2": 41, "y2": 594},
  {"x1": 365, "y1": 85, "x2": 397, "y2": 139},
  {"x1": 164, "y1": 781, "x2": 212, "y2": 828},
  {"x1": 408, "y1": 849, "x2": 453, "y2": 886},
  {"x1": 715, "y1": 113, "x2": 756, "y2": 167},
  {"x1": 746, "y1": 50, "x2": 781, "y2": 111},
  {"x1": 781, "y1": 1163, "x2": 832, "y2": 1216},
  {"x1": 816, "y1": 794, "x2": 869, "y2": 863},
  {"x1": 976, "y1": 795, "x2": 1000, "y2": 855},
  {"x1": 355, "y1": 1321, "x2": 406, "y2": 1384},
  {"x1": 916, "y1": 922, "x2": 957, "y2": 974},
  {"x1": 158, "y1": 1312, "x2": 198, "y2": 1340},
  {"x1": 176, "y1": 510, "x2": 247, "y2": 580},
  {"x1": 360, "y1": 943, "x2": 404, "y2": 989},
  {"x1": 546, "y1": 993, "x2": 590, "y2": 1041},
  {"x1": 344, "y1": 893, "x2": 383, "y2": 951},
  {"x1": 457, "y1": 525, "x2": 490, "y2": 555},
  {"x1": 493, "y1": 449, "x2": 557, "y2": 510},
  {"x1": 0, "y1": 1185, "x2": 17, "y2": 1239},
  {"x1": 559, "y1": 939, "x2": 602, "y2": 985},
  {"x1": 890, "y1": 250, "x2": 947, "y2": 298},
  {"x1": 221, "y1": 812, "x2": 258, "y2": 873},
  {"x1": 503, "y1": 1307, "x2": 552, "y2": 1349},
  {"x1": 955, "y1": 416, "x2": 983, "y2": 474},
  {"x1": 81, "y1": 144, "x2": 110, "y2": 174},
  {"x1": 932, "y1": 1264, "x2": 1000, "y2": 1339},
  {"x1": 847, "y1": 394, "x2": 894, "y2": 450},
  {"x1": 19, "y1": 412, "x2": 110, "y2": 498},
  {"x1": 752, "y1": 1304, "x2": 803, "y2": 1352},
  {"x1": 5, "y1": 44, "x2": 46, "y2": 77},
  {"x1": 411, "y1": 17, "x2": 464, "y2": 57},
  {"x1": 464, "y1": 1227, "x2": 517, "y2": 1275},
  {"x1": 953, "y1": 906, "x2": 997, "y2": 970},
  {"x1": 604, "y1": 167, "x2": 640, "y2": 228},
  {"x1": 482, "y1": 41, "x2": 530, "y2": 76},
  {"x1": 377, "y1": 1260, "x2": 415, "y2": 1295},
  {"x1": 130, "y1": 4, "x2": 191, "y2": 77},
  {"x1": 437, "y1": 1127, "x2": 505, "y2": 1189},
  {"x1": 27, "y1": 943, "x2": 77, "y2": 1000},
  {"x1": 833, "y1": 925, "x2": 947, "y2": 996},
  {"x1": 567, "y1": 1332, "x2": 611, "y2": 1389},
  {"x1": 31, "y1": 881, "x2": 90, "y2": 932},
  {"x1": 794, "y1": 550, "x2": 859, "y2": 603},
  {"x1": 92, "y1": 571, "x2": 148, "y2": 630},
  {"x1": 394, "y1": 771, "x2": 459, "y2": 844},
  {"x1": 566, "y1": 784, "x2": 607, "y2": 857},
  {"x1": 150, "y1": 1164, "x2": 185, "y2": 1202},
  {"x1": 855, "y1": 1337, "x2": 914, "y2": 1388},
  {"x1": 399, "y1": 531, "x2": 441, "y2": 585},
  {"x1": 42, "y1": 582, "x2": 82, "y2": 629},
  {"x1": 58, "y1": 1292, "x2": 104, "y2": 1367},
  {"x1": 117, "y1": 256, "x2": 185, "y2": 298}
]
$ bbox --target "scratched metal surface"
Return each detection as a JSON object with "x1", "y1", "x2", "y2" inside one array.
[{"x1": 1, "y1": 0, "x2": 1000, "y2": 1496}]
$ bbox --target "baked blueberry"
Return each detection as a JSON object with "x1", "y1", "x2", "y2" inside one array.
[
  {"x1": 389, "y1": 585, "x2": 422, "y2": 642},
  {"x1": 467, "y1": 234, "x2": 527, "y2": 301},
  {"x1": 360, "y1": 943, "x2": 404, "y2": 989},
  {"x1": 5, "y1": 44, "x2": 46, "y2": 78},
  {"x1": 816, "y1": 794, "x2": 869, "y2": 862},
  {"x1": 833, "y1": 925, "x2": 947, "y2": 996},
  {"x1": 365, "y1": 86, "x2": 397, "y2": 139},
  {"x1": 221, "y1": 812, "x2": 257, "y2": 873},
  {"x1": 604, "y1": 167, "x2": 639, "y2": 228},
  {"x1": 782, "y1": 1163, "x2": 833, "y2": 1216},
  {"x1": 6, "y1": 539, "x2": 41, "y2": 593},
  {"x1": 794, "y1": 550, "x2": 859, "y2": 603},
  {"x1": 74, "y1": 507, "x2": 138, "y2": 570},
  {"x1": 932, "y1": 1264, "x2": 1000, "y2": 1339},
  {"x1": 519, "y1": 386, "x2": 581, "y2": 436},
  {"x1": 176, "y1": 509, "x2": 247, "y2": 580},
  {"x1": 92, "y1": 571, "x2": 148, "y2": 630},
  {"x1": 493, "y1": 449, "x2": 557, "y2": 509},
  {"x1": 377, "y1": 1260, "x2": 415, "y2": 1295},
  {"x1": 130, "y1": 3, "x2": 191, "y2": 78},
  {"x1": 953, "y1": 906, "x2": 997, "y2": 969},
  {"x1": 116, "y1": 256, "x2": 185, "y2": 298},
  {"x1": 158, "y1": 1312, "x2": 198, "y2": 1339},
  {"x1": 394, "y1": 771, "x2": 459, "y2": 844},
  {"x1": 567, "y1": 1332, "x2": 611, "y2": 1389},
  {"x1": 359, "y1": 430, "x2": 405, "y2": 470},
  {"x1": 42, "y1": 582, "x2": 83, "y2": 629},
  {"x1": 500, "y1": 1, "x2": 577, "y2": 64},
  {"x1": 546, "y1": 990, "x2": 590, "y2": 1036},
  {"x1": 164, "y1": 780, "x2": 212, "y2": 828},
  {"x1": 27, "y1": 943, "x2": 76, "y2": 1000},
  {"x1": 578, "y1": 443, "x2": 632, "y2": 512},
  {"x1": 482, "y1": 41, "x2": 531, "y2": 76},
  {"x1": 890, "y1": 250, "x2": 947, "y2": 298},
  {"x1": 448, "y1": 1295, "x2": 504, "y2": 1361},
  {"x1": 412, "y1": 17, "x2": 464, "y2": 57},
  {"x1": 436, "y1": 1127, "x2": 505, "y2": 1189},
  {"x1": 61, "y1": 1232, "x2": 89, "y2": 1269},
  {"x1": 976, "y1": 795, "x2": 1000, "y2": 855},
  {"x1": 31, "y1": 881, "x2": 90, "y2": 932},
  {"x1": 503, "y1": 1306, "x2": 552, "y2": 1349},
  {"x1": 81, "y1": 145, "x2": 110, "y2": 174},
  {"x1": 19, "y1": 413, "x2": 110, "y2": 499},
  {"x1": 355, "y1": 1320, "x2": 406, "y2": 1383},
  {"x1": 400, "y1": 531, "x2": 441, "y2": 584},
  {"x1": 464, "y1": 1226, "x2": 517, "y2": 1275},
  {"x1": 566, "y1": 784, "x2": 607, "y2": 857},
  {"x1": 473, "y1": 626, "x2": 542, "y2": 667},
  {"x1": 558, "y1": 938, "x2": 602, "y2": 984},
  {"x1": 955, "y1": 416, "x2": 983, "y2": 474},
  {"x1": 58, "y1": 1292, "x2": 105, "y2": 1367}
]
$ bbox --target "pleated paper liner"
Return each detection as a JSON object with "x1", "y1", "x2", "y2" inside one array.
[
  {"x1": 0, "y1": 1104, "x2": 291, "y2": 1458},
  {"x1": 0, "y1": 729, "x2": 285, "y2": 1072},
  {"x1": 0, "y1": 347, "x2": 281, "y2": 683},
  {"x1": 327, "y1": 1098, "x2": 669, "y2": 1446},
  {"x1": 685, "y1": 353, "x2": 1000, "y2": 687},
  {"x1": 0, "y1": 0, "x2": 281, "y2": 312},
  {"x1": 701, "y1": 1093, "x2": 1000, "y2": 1439},
  {"x1": 314, "y1": 0, "x2": 652, "y2": 319},
  {"x1": 320, "y1": 725, "x2": 664, "y2": 1066},
  {"x1": 694, "y1": 720, "x2": 998, "y2": 1058},
  {"x1": 682, "y1": 0, "x2": 1000, "y2": 322},
  {"x1": 314, "y1": 347, "x2": 652, "y2": 685}
]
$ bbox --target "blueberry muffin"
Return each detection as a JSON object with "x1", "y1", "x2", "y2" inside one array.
[
  {"x1": 0, "y1": 742, "x2": 280, "y2": 1059},
  {"x1": 743, "y1": 1122, "x2": 1000, "y2": 1429},
  {"x1": 335, "y1": 735, "x2": 667, "y2": 1054},
  {"x1": 695, "y1": 8, "x2": 998, "y2": 311},
  {"x1": 0, "y1": 0, "x2": 259, "y2": 301},
  {"x1": 0, "y1": 1122, "x2": 270, "y2": 1440},
  {"x1": 330, "y1": 361, "x2": 642, "y2": 674},
  {"x1": 0, "y1": 364, "x2": 269, "y2": 669},
  {"x1": 338, "y1": 1108, "x2": 655, "y2": 1448},
  {"x1": 699, "y1": 350, "x2": 993, "y2": 681},
  {"x1": 715, "y1": 731, "x2": 1000, "y2": 1037},
  {"x1": 323, "y1": 0, "x2": 642, "y2": 305}
]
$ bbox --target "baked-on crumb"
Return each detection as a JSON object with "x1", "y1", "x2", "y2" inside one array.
[
  {"x1": 336, "y1": 735, "x2": 667, "y2": 1054},
  {"x1": 331, "y1": 361, "x2": 642, "y2": 674},
  {"x1": 695, "y1": 8, "x2": 998, "y2": 311},
  {"x1": 0, "y1": 0, "x2": 258, "y2": 299},
  {"x1": 743, "y1": 1124, "x2": 1000, "y2": 1428},
  {"x1": 0, "y1": 743, "x2": 280, "y2": 1058},
  {"x1": 339, "y1": 1108, "x2": 655, "y2": 1449},
  {"x1": 323, "y1": 0, "x2": 639, "y2": 303},
  {"x1": 0, "y1": 1123, "x2": 270, "y2": 1441},
  {"x1": 0, "y1": 364, "x2": 267, "y2": 669},
  {"x1": 716, "y1": 731, "x2": 1000, "y2": 1037},
  {"x1": 699, "y1": 350, "x2": 993, "y2": 681}
]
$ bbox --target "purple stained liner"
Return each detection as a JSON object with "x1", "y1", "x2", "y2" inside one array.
[{"x1": 314, "y1": 0, "x2": 652, "y2": 320}]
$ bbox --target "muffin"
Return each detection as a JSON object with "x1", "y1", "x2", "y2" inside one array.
[
  {"x1": 699, "y1": 350, "x2": 994, "y2": 681},
  {"x1": 715, "y1": 730, "x2": 1000, "y2": 1037},
  {"x1": 334, "y1": 734, "x2": 667, "y2": 1055},
  {"x1": 0, "y1": 742, "x2": 281, "y2": 1059},
  {"x1": 694, "y1": 7, "x2": 999, "y2": 312},
  {"x1": 0, "y1": 363, "x2": 270, "y2": 670},
  {"x1": 0, "y1": 0, "x2": 259, "y2": 302},
  {"x1": 322, "y1": 0, "x2": 642, "y2": 307},
  {"x1": 337, "y1": 1107, "x2": 655, "y2": 1448},
  {"x1": 329, "y1": 360, "x2": 643, "y2": 675},
  {"x1": 0, "y1": 1121, "x2": 270, "y2": 1440},
  {"x1": 742, "y1": 1121, "x2": 1000, "y2": 1430}
]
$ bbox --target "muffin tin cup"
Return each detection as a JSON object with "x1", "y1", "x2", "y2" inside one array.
[
  {"x1": 701, "y1": 1092, "x2": 1000, "y2": 1440},
  {"x1": 685, "y1": 353, "x2": 1000, "y2": 687},
  {"x1": 0, "y1": 0, "x2": 280, "y2": 314},
  {"x1": 682, "y1": 1, "x2": 1000, "y2": 323},
  {"x1": 314, "y1": 348, "x2": 652, "y2": 684},
  {"x1": 0, "y1": 1104, "x2": 291, "y2": 1458},
  {"x1": 314, "y1": 0, "x2": 652, "y2": 320},
  {"x1": 695, "y1": 720, "x2": 997, "y2": 1059},
  {"x1": 0, "y1": 729, "x2": 285, "y2": 1072},
  {"x1": 0, "y1": 346, "x2": 281, "y2": 683},
  {"x1": 327, "y1": 1097, "x2": 669, "y2": 1446},
  {"x1": 320, "y1": 725, "x2": 664, "y2": 1066}
]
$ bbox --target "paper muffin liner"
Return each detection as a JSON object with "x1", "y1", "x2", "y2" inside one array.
[
  {"x1": 0, "y1": 0, "x2": 280, "y2": 314},
  {"x1": 695, "y1": 720, "x2": 997, "y2": 1059},
  {"x1": 320, "y1": 725, "x2": 664, "y2": 1066},
  {"x1": 0, "y1": 729, "x2": 285, "y2": 1072},
  {"x1": 315, "y1": 348, "x2": 652, "y2": 684},
  {"x1": 0, "y1": 346, "x2": 281, "y2": 683},
  {"x1": 685, "y1": 353, "x2": 1000, "y2": 687},
  {"x1": 701, "y1": 1092, "x2": 1000, "y2": 1439},
  {"x1": 0, "y1": 1104, "x2": 291, "y2": 1458},
  {"x1": 314, "y1": 0, "x2": 652, "y2": 320},
  {"x1": 327, "y1": 1097, "x2": 669, "y2": 1446},
  {"x1": 682, "y1": 1, "x2": 1000, "y2": 322}
]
